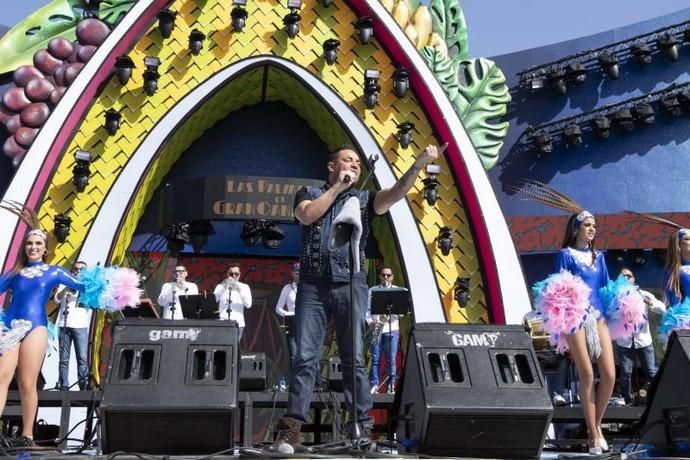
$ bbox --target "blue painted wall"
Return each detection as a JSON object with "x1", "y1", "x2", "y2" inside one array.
[{"x1": 489, "y1": 8, "x2": 690, "y2": 218}]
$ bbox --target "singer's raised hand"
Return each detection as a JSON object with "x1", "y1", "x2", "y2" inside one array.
[{"x1": 419, "y1": 142, "x2": 448, "y2": 165}]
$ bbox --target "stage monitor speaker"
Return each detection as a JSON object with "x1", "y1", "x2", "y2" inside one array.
[
  {"x1": 397, "y1": 323, "x2": 552, "y2": 458},
  {"x1": 327, "y1": 356, "x2": 343, "y2": 392},
  {"x1": 101, "y1": 319, "x2": 239, "y2": 455},
  {"x1": 640, "y1": 330, "x2": 690, "y2": 449},
  {"x1": 239, "y1": 352, "x2": 279, "y2": 391}
]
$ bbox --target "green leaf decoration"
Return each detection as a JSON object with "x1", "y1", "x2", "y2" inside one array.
[
  {"x1": 428, "y1": 0, "x2": 468, "y2": 60},
  {"x1": 453, "y1": 58, "x2": 510, "y2": 170},
  {"x1": 0, "y1": 0, "x2": 86, "y2": 75},
  {"x1": 420, "y1": 46, "x2": 459, "y2": 102},
  {"x1": 99, "y1": 0, "x2": 137, "y2": 28}
]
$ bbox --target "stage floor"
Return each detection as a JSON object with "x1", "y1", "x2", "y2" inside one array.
[{"x1": 0, "y1": 389, "x2": 651, "y2": 459}]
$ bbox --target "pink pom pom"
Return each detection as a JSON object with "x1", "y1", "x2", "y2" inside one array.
[
  {"x1": 108, "y1": 267, "x2": 143, "y2": 310},
  {"x1": 533, "y1": 271, "x2": 592, "y2": 353},
  {"x1": 607, "y1": 291, "x2": 646, "y2": 340}
]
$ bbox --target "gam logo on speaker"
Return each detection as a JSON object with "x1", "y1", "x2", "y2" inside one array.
[
  {"x1": 148, "y1": 328, "x2": 202, "y2": 341},
  {"x1": 447, "y1": 331, "x2": 500, "y2": 347}
]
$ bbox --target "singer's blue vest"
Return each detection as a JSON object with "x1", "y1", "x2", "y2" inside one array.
[{"x1": 297, "y1": 184, "x2": 375, "y2": 283}]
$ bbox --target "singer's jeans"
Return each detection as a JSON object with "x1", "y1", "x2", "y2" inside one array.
[
  {"x1": 370, "y1": 331, "x2": 400, "y2": 389},
  {"x1": 286, "y1": 278, "x2": 372, "y2": 424},
  {"x1": 58, "y1": 327, "x2": 89, "y2": 390}
]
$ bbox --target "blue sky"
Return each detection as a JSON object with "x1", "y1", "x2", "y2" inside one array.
[{"x1": 3, "y1": 0, "x2": 690, "y2": 57}]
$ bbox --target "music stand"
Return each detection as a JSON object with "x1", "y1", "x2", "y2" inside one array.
[
  {"x1": 370, "y1": 287, "x2": 410, "y2": 393},
  {"x1": 122, "y1": 299, "x2": 159, "y2": 319},
  {"x1": 179, "y1": 294, "x2": 219, "y2": 320}
]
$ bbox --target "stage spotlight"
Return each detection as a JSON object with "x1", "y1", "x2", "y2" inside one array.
[
  {"x1": 262, "y1": 222, "x2": 284, "y2": 248},
  {"x1": 392, "y1": 67, "x2": 409, "y2": 98},
  {"x1": 678, "y1": 90, "x2": 690, "y2": 112},
  {"x1": 355, "y1": 16, "x2": 374, "y2": 44},
  {"x1": 283, "y1": 0, "x2": 302, "y2": 39},
  {"x1": 188, "y1": 220, "x2": 214, "y2": 253},
  {"x1": 157, "y1": 8, "x2": 176, "y2": 39},
  {"x1": 657, "y1": 33, "x2": 678, "y2": 62},
  {"x1": 114, "y1": 55, "x2": 134, "y2": 85},
  {"x1": 83, "y1": 0, "x2": 101, "y2": 18},
  {"x1": 323, "y1": 39, "x2": 340, "y2": 65},
  {"x1": 598, "y1": 51, "x2": 619, "y2": 80},
  {"x1": 320, "y1": 0, "x2": 333, "y2": 6},
  {"x1": 564, "y1": 123, "x2": 582, "y2": 146},
  {"x1": 142, "y1": 56, "x2": 161, "y2": 96},
  {"x1": 104, "y1": 109, "x2": 121, "y2": 136},
  {"x1": 164, "y1": 223, "x2": 189, "y2": 258},
  {"x1": 631, "y1": 42, "x2": 652, "y2": 64},
  {"x1": 72, "y1": 150, "x2": 92, "y2": 193},
  {"x1": 454, "y1": 277, "x2": 471, "y2": 308},
  {"x1": 241, "y1": 220, "x2": 263, "y2": 246},
  {"x1": 422, "y1": 163, "x2": 441, "y2": 206},
  {"x1": 632, "y1": 249, "x2": 647, "y2": 265},
  {"x1": 363, "y1": 68, "x2": 380, "y2": 109},
  {"x1": 660, "y1": 95, "x2": 682, "y2": 117},
  {"x1": 633, "y1": 102, "x2": 655, "y2": 125},
  {"x1": 53, "y1": 214, "x2": 72, "y2": 243},
  {"x1": 231, "y1": 0, "x2": 248, "y2": 32},
  {"x1": 396, "y1": 121, "x2": 414, "y2": 149},
  {"x1": 613, "y1": 108, "x2": 634, "y2": 132},
  {"x1": 437, "y1": 227, "x2": 453, "y2": 256},
  {"x1": 565, "y1": 62, "x2": 586, "y2": 84},
  {"x1": 527, "y1": 74, "x2": 544, "y2": 91},
  {"x1": 547, "y1": 70, "x2": 567, "y2": 95},
  {"x1": 188, "y1": 29, "x2": 205, "y2": 55},
  {"x1": 591, "y1": 116, "x2": 611, "y2": 139},
  {"x1": 530, "y1": 129, "x2": 552, "y2": 154}
]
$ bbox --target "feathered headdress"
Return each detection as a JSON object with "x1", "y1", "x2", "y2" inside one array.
[
  {"x1": 507, "y1": 179, "x2": 593, "y2": 232},
  {"x1": 629, "y1": 212, "x2": 689, "y2": 240},
  {"x1": 0, "y1": 200, "x2": 47, "y2": 241}
]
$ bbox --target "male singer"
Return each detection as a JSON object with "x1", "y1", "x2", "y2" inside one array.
[
  {"x1": 157, "y1": 265, "x2": 199, "y2": 319},
  {"x1": 269, "y1": 143, "x2": 445, "y2": 454}
]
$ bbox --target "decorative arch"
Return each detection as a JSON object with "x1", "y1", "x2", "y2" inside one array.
[{"x1": 0, "y1": 0, "x2": 530, "y2": 325}]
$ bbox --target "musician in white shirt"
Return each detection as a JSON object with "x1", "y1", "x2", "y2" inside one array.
[
  {"x1": 157, "y1": 265, "x2": 199, "y2": 319},
  {"x1": 366, "y1": 266, "x2": 400, "y2": 394},
  {"x1": 276, "y1": 263, "x2": 299, "y2": 368},
  {"x1": 54, "y1": 261, "x2": 91, "y2": 390},
  {"x1": 214, "y1": 263, "x2": 253, "y2": 340}
]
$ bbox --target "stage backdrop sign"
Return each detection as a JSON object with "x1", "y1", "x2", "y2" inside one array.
[{"x1": 161, "y1": 176, "x2": 323, "y2": 223}]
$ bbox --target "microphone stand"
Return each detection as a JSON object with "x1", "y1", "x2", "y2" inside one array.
[{"x1": 169, "y1": 285, "x2": 177, "y2": 320}]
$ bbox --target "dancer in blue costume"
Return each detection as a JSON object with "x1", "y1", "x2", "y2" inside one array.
[
  {"x1": 513, "y1": 182, "x2": 615, "y2": 454},
  {"x1": 0, "y1": 204, "x2": 84, "y2": 448},
  {"x1": 663, "y1": 228, "x2": 690, "y2": 305},
  {"x1": 557, "y1": 211, "x2": 615, "y2": 454}
]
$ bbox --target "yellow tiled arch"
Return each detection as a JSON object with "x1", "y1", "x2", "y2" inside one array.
[{"x1": 37, "y1": 0, "x2": 487, "y2": 323}]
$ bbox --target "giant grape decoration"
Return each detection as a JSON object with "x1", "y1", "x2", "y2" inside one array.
[{"x1": 0, "y1": 18, "x2": 111, "y2": 166}]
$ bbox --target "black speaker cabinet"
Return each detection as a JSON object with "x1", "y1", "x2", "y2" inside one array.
[
  {"x1": 640, "y1": 330, "x2": 690, "y2": 448},
  {"x1": 397, "y1": 323, "x2": 553, "y2": 458},
  {"x1": 239, "y1": 352, "x2": 279, "y2": 391},
  {"x1": 327, "y1": 357, "x2": 343, "y2": 392},
  {"x1": 101, "y1": 319, "x2": 239, "y2": 454}
]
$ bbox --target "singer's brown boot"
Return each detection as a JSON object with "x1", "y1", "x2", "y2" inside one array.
[{"x1": 267, "y1": 416, "x2": 302, "y2": 454}]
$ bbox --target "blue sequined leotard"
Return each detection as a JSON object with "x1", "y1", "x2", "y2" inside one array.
[
  {"x1": 0, "y1": 262, "x2": 83, "y2": 331},
  {"x1": 556, "y1": 247, "x2": 611, "y2": 317}
]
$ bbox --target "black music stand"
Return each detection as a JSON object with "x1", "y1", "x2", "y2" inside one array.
[
  {"x1": 122, "y1": 299, "x2": 159, "y2": 319},
  {"x1": 180, "y1": 294, "x2": 219, "y2": 320},
  {"x1": 370, "y1": 287, "x2": 410, "y2": 391}
]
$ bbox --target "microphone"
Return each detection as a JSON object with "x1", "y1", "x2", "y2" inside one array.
[{"x1": 343, "y1": 174, "x2": 351, "y2": 183}]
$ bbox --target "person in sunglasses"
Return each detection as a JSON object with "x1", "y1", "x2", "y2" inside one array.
[
  {"x1": 214, "y1": 263, "x2": 252, "y2": 340},
  {"x1": 157, "y1": 265, "x2": 198, "y2": 319}
]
